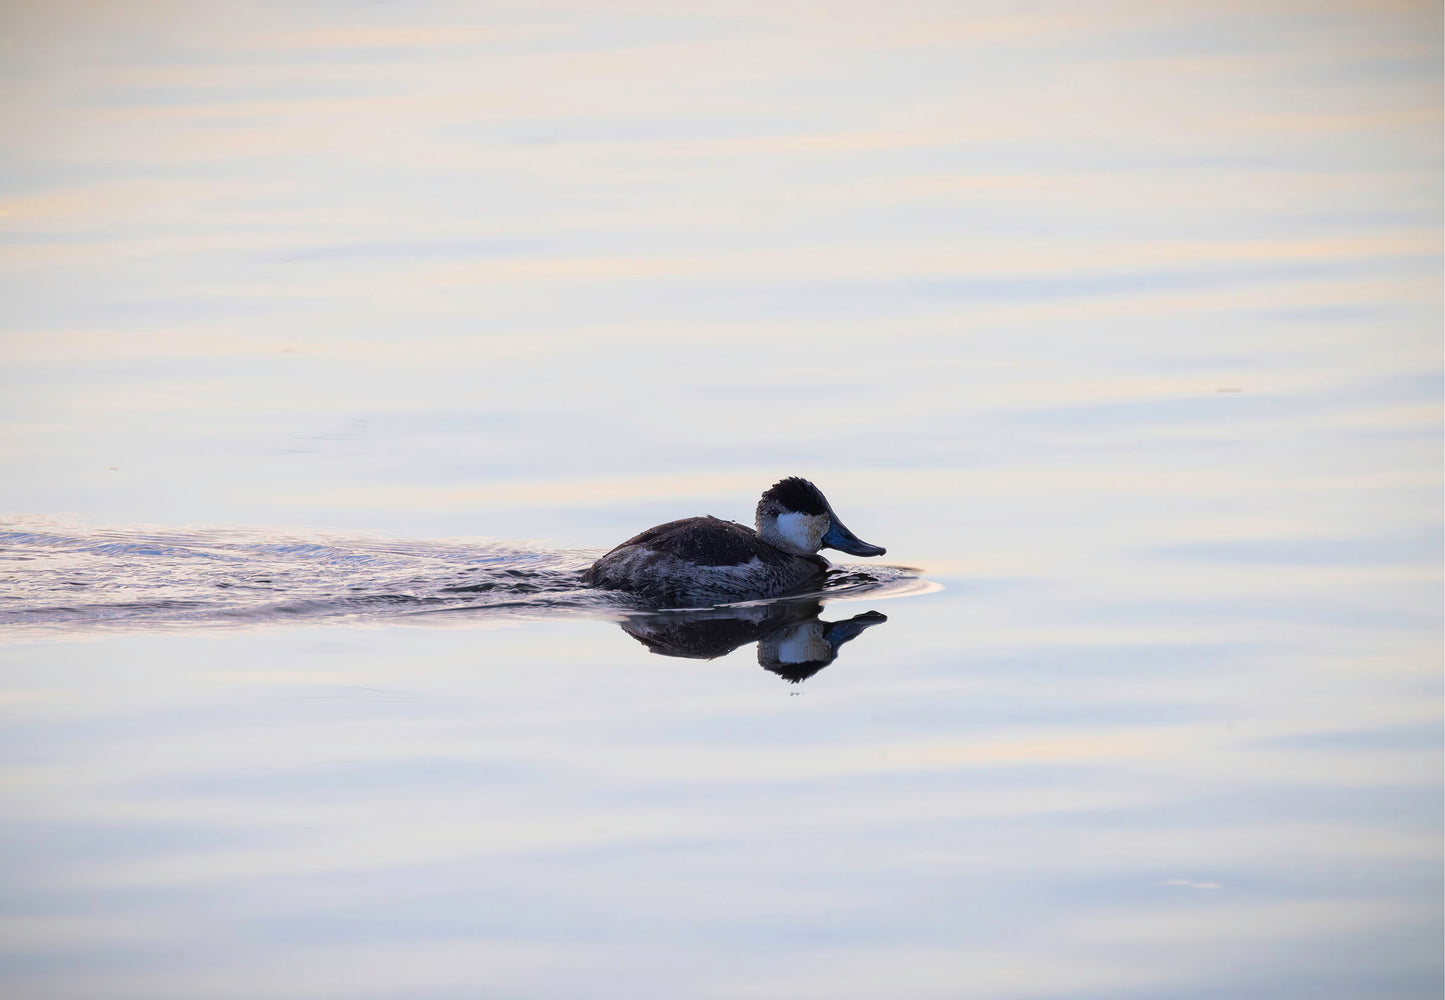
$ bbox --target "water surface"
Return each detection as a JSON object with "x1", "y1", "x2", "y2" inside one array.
[{"x1": 0, "y1": 1, "x2": 1440, "y2": 998}]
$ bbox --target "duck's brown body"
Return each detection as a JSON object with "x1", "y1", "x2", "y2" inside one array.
[{"x1": 582, "y1": 516, "x2": 827, "y2": 608}]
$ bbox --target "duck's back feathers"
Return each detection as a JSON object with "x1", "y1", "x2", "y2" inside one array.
[
  {"x1": 612, "y1": 516, "x2": 761, "y2": 567},
  {"x1": 584, "y1": 516, "x2": 826, "y2": 607}
]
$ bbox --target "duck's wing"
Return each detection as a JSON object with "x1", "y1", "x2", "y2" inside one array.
[
  {"x1": 585, "y1": 516, "x2": 823, "y2": 606},
  {"x1": 615, "y1": 516, "x2": 766, "y2": 566}
]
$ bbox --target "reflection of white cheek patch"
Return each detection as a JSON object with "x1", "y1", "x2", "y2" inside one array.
[
  {"x1": 777, "y1": 625, "x2": 831, "y2": 664},
  {"x1": 776, "y1": 512, "x2": 824, "y2": 552}
]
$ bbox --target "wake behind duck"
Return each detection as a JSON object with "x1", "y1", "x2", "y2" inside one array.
[{"x1": 1, "y1": 487, "x2": 918, "y2": 636}]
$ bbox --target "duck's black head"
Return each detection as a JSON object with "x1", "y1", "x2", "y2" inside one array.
[
  {"x1": 759, "y1": 477, "x2": 829, "y2": 516},
  {"x1": 754, "y1": 477, "x2": 886, "y2": 558}
]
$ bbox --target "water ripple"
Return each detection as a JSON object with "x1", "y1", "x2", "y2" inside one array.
[{"x1": 0, "y1": 521, "x2": 929, "y2": 636}]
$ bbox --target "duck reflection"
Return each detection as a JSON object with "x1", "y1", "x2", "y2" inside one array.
[{"x1": 618, "y1": 597, "x2": 886, "y2": 683}]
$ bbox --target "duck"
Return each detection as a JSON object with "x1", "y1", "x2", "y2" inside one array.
[{"x1": 582, "y1": 477, "x2": 886, "y2": 607}]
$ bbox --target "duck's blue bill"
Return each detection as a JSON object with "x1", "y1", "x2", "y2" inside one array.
[{"x1": 823, "y1": 519, "x2": 886, "y2": 557}]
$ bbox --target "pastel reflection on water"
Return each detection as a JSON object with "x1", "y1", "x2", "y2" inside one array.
[{"x1": 0, "y1": 0, "x2": 1438, "y2": 997}]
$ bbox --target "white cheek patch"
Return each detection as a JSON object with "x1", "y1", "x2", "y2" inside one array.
[{"x1": 775, "y1": 512, "x2": 826, "y2": 553}]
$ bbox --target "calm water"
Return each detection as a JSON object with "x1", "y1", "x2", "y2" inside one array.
[{"x1": 1, "y1": 1, "x2": 1441, "y2": 997}]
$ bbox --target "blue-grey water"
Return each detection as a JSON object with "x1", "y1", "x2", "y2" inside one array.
[{"x1": 1, "y1": 1, "x2": 1441, "y2": 997}]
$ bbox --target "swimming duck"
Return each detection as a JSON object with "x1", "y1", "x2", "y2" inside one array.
[{"x1": 582, "y1": 477, "x2": 886, "y2": 607}]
